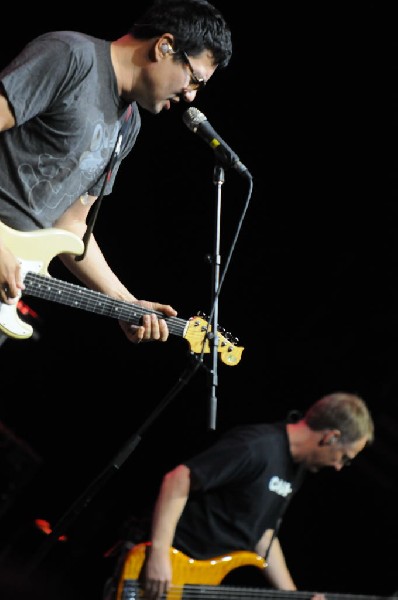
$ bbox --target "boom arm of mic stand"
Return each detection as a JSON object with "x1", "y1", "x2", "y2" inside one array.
[{"x1": 19, "y1": 358, "x2": 205, "y2": 584}]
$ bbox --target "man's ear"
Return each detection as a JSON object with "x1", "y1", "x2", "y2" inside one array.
[
  {"x1": 319, "y1": 430, "x2": 341, "y2": 446},
  {"x1": 330, "y1": 430, "x2": 341, "y2": 444},
  {"x1": 155, "y1": 34, "x2": 175, "y2": 60},
  {"x1": 160, "y1": 42, "x2": 173, "y2": 55}
]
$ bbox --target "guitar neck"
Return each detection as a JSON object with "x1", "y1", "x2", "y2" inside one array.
[
  {"x1": 23, "y1": 271, "x2": 187, "y2": 336},
  {"x1": 195, "y1": 588, "x2": 388, "y2": 600},
  {"x1": 121, "y1": 582, "x2": 390, "y2": 600}
]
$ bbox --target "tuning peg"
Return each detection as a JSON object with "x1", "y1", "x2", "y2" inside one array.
[
  {"x1": 227, "y1": 333, "x2": 239, "y2": 345},
  {"x1": 196, "y1": 310, "x2": 208, "y2": 319}
]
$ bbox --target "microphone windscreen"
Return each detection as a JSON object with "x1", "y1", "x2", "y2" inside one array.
[{"x1": 183, "y1": 107, "x2": 206, "y2": 131}]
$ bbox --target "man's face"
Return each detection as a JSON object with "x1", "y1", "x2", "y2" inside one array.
[
  {"x1": 137, "y1": 47, "x2": 217, "y2": 114},
  {"x1": 306, "y1": 434, "x2": 369, "y2": 473}
]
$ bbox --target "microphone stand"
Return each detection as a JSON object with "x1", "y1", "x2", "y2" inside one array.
[{"x1": 207, "y1": 164, "x2": 225, "y2": 430}]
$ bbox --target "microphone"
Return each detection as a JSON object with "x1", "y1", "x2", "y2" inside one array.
[{"x1": 183, "y1": 107, "x2": 250, "y2": 177}]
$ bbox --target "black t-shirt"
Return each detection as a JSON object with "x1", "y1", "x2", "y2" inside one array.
[{"x1": 174, "y1": 422, "x2": 302, "y2": 559}]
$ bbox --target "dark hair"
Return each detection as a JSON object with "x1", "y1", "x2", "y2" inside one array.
[
  {"x1": 130, "y1": 0, "x2": 232, "y2": 68},
  {"x1": 304, "y1": 392, "x2": 375, "y2": 445}
]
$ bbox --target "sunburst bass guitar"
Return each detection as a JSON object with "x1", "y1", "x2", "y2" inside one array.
[
  {"x1": 116, "y1": 542, "x2": 392, "y2": 600},
  {"x1": 0, "y1": 222, "x2": 243, "y2": 366}
]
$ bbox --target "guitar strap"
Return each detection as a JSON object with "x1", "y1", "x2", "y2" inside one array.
[
  {"x1": 264, "y1": 462, "x2": 306, "y2": 563},
  {"x1": 75, "y1": 104, "x2": 133, "y2": 262}
]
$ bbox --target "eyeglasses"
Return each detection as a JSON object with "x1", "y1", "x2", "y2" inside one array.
[
  {"x1": 340, "y1": 454, "x2": 352, "y2": 467},
  {"x1": 181, "y1": 51, "x2": 206, "y2": 92},
  {"x1": 320, "y1": 436, "x2": 353, "y2": 468}
]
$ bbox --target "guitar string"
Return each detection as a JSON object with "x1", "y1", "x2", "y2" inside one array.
[
  {"x1": 24, "y1": 272, "x2": 237, "y2": 347},
  {"x1": 123, "y1": 581, "x2": 387, "y2": 600}
]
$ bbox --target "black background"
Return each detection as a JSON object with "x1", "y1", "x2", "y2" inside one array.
[{"x1": 1, "y1": 2, "x2": 396, "y2": 598}]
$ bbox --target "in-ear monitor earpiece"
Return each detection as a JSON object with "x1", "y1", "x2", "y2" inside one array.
[{"x1": 161, "y1": 43, "x2": 172, "y2": 55}]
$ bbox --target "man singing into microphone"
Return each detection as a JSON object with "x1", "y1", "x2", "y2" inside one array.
[{"x1": 0, "y1": 0, "x2": 232, "y2": 344}]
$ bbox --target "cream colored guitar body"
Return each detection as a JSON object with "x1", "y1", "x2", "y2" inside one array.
[{"x1": 0, "y1": 221, "x2": 83, "y2": 338}]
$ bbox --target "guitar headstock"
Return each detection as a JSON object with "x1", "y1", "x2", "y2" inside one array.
[{"x1": 184, "y1": 315, "x2": 244, "y2": 366}]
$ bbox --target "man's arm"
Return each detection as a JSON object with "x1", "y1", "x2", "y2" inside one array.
[
  {"x1": 0, "y1": 92, "x2": 16, "y2": 131},
  {"x1": 256, "y1": 530, "x2": 297, "y2": 590},
  {"x1": 144, "y1": 464, "x2": 191, "y2": 600},
  {"x1": 0, "y1": 93, "x2": 24, "y2": 303},
  {"x1": 256, "y1": 530, "x2": 326, "y2": 600},
  {"x1": 0, "y1": 237, "x2": 24, "y2": 304},
  {"x1": 54, "y1": 195, "x2": 177, "y2": 343}
]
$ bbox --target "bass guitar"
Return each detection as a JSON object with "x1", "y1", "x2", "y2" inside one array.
[
  {"x1": 116, "y1": 542, "x2": 391, "y2": 600},
  {"x1": 0, "y1": 221, "x2": 243, "y2": 366}
]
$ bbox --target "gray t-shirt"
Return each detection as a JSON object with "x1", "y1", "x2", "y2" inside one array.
[{"x1": 0, "y1": 31, "x2": 141, "y2": 230}]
